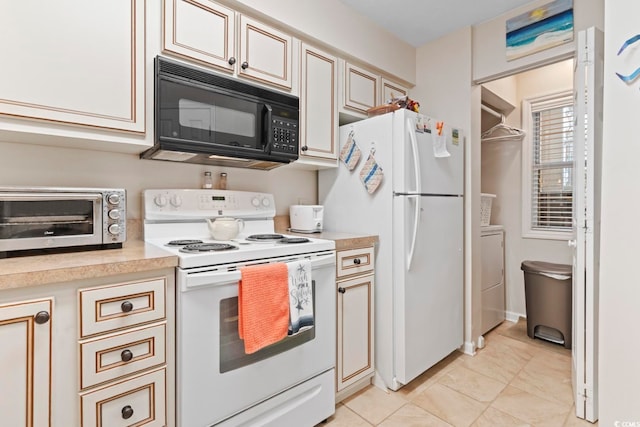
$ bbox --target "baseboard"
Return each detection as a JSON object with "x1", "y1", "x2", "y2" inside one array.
[
  {"x1": 505, "y1": 311, "x2": 524, "y2": 323},
  {"x1": 463, "y1": 340, "x2": 476, "y2": 356}
]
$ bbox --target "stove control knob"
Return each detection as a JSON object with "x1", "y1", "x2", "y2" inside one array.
[
  {"x1": 108, "y1": 224, "x2": 121, "y2": 235},
  {"x1": 170, "y1": 195, "x2": 182, "y2": 207},
  {"x1": 251, "y1": 197, "x2": 261, "y2": 207},
  {"x1": 154, "y1": 194, "x2": 168, "y2": 207},
  {"x1": 108, "y1": 209, "x2": 121, "y2": 220},
  {"x1": 261, "y1": 198, "x2": 271, "y2": 207}
]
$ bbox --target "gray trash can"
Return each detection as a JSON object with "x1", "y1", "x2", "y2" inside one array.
[{"x1": 521, "y1": 261, "x2": 572, "y2": 349}]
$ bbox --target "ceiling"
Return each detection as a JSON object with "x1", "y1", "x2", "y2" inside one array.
[{"x1": 339, "y1": 0, "x2": 537, "y2": 47}]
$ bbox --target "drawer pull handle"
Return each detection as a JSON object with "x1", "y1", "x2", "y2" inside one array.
[
  {"x1": 228, "y1": 56, "x2": 236, "y2": 66},
  {"x1": 338, "y1": 287, "x2": 346, "y2": 294},
  {"x1": 241, "y1": 61, "x2": 249, "y2": 70},
  {"x1": 122, "y1": 405, "x2": 134, "y2": 420},
  {"x1": 121, "y1": 349, "x2": 133, "y2": 362},
  {"x1": 353, "y1": 258, "x2": 361, "y2": 265},
  {"x1": 121, "y1": 301, "x2": 134, "y2": 313},
  {"x1": 34, "y1": 311, "x2": 50, "y2": 324}
]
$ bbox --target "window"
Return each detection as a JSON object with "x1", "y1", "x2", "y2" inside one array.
[{"x1": 522, "y1": 90, "x2": 574, "y2": 239}]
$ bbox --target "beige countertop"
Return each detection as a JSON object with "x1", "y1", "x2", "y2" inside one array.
[{"x1": 0, "y1": 240, "x2": 177, "y2": 291}]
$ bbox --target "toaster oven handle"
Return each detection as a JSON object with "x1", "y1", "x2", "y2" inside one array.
[{"x1": 262, "y1": 103, "x2": 273, "y2": 154}]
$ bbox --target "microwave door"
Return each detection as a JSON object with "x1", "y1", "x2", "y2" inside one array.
[{"x1": 262, "y1": 103, "x2": 273, "y2": 154}]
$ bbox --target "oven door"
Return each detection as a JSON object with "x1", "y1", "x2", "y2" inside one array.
[
  {"x1": 176, "y1": 252, "x2": 336, "y2": 427},
  {"x1": 0, "y1": 192, "x2": 102, "y2": 252}
]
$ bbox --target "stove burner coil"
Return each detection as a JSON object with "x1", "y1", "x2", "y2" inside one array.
[
  {"x1": 278, "y1": 237, "x2": 310, "y2": 244},
  {"x1": 179, "y1": 243, "x2": 238, "y2": 253},
  {"x1": 166, "y1": 239, "x2": 204, "y2": 246},
  {"x1": 246, "y1": 234, "x2": 285, "y2": 241}
]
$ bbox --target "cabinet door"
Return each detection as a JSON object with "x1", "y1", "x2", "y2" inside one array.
[
  {"x1": 0, "y1": 299, "x2": 52, "y2": 427},
  {"x1": 343, "y1": 62, "x2": 380, "y2": 114},
  {"x1": 163, "y1": 0, "x2": 236, "y2": 72},
  {"x1": 0, "y1": 1, "x2": 145, "y2": 133},
  {"x1": 299, "y1": 44, "x2": 338, "y2": 161},
  {"x1": 381, "y1": 78, "x2": 409, "y2": 103},
  {"x1": 336, "y1": 275, "x2": 374, "y2": 391},
  {"x1": 239, "y1": 15, "x2": 293, "y2": 89}
]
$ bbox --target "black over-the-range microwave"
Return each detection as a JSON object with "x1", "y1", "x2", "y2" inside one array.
[{"x1": 141, "y1": 56, "x2": 299, "y2": 170}]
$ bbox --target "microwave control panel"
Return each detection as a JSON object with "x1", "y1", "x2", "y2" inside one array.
[{"x1": 271, "y1": 117, "x2": 298, "y2": 154}]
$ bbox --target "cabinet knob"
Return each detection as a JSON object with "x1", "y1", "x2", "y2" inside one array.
[
  {"x1": 338, "y1": 287, "x2": 346, "y2": 294},
  {"x1": 34, "y1": 311, "x2": 50, "y2": 324},
  {"x1": 121, "y1": 405, "x2": 134, "y2": 420},
  {"x1": 121, "y1": 301, "x2": 134, "y2": 313},
  {"x1": 228, "y1": 56, "x2": 236, "y2": 66},
  {"x1": 353, "y1": 258, "x2": 361, "y2": 265},
  {"x1": 241, "y1": 61, "x2": 249, "y2": 70},
  {"x1": 121, "y1": 349, "x2": 133, "y2": 362},
  {"x1": 301, "y1": 145, "x2": 308, "y2": 152}
]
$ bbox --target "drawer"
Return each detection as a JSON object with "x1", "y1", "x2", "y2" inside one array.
[
  {"x1": 81, "y1": 368, "x2": 166, "y2": 427},
  {"x1": 79, "y1": 278, "x2": 166, "y2": 338},
  {"x1": 80, "y1": 323, "x2": 166, "y2": 390},
  {"x1": 337, "y1": 247, "x2": 374, "y2": 278}
]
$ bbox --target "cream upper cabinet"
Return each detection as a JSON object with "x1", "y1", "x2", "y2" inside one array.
[
  {"x1": 298, "y1": 43, "x2": 338, "y2": 164},
  {"x1": 163, "y1": 1, "x2": 295, "y2": 91},
  {"x1": 342, "y1": 61, "x2": 380, "y2": 116},
  {"x1": 0, "y1": 1, "x2": 145, "y2": 133},
  {"x1": 163, "y1": 0, "x2": 236, "y2": 72},
  {"x1": 0, "y1": 298, "x2": 52, "y2": 427},
  {"x1": 381, "y1": 78, "x2": 409, "y2": 103}
]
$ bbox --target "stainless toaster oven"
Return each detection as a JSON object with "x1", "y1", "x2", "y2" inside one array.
[{"x1": 0, "y1": 186, "x2": 126, "y2": 256}]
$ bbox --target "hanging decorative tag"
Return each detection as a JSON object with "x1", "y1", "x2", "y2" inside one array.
[
  {"x1": 339, "y1": 130, "x2": 361, "y2": 170},
  {"x1": 359, "y1": 150, "x2": 384, "y2": 194}
]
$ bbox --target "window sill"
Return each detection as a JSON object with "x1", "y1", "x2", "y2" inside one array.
[{"x1": 522, "y1": 230, "x2": 574, "y2": 241}]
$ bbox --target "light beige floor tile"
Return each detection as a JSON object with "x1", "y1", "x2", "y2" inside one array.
[
  {"x1": 378, "y1": 403, "x2": 453, "y2": 427},
  {"x1": 321, "y1": 404, "x2": 373, "y2": 426},
  {"x1": 461, "y1": 343, "x2": 529, "y2": 384},
  {"x1": 396, "y1": 351, "x2": 468, "y2": 400},
  {"x1": 492, "y1": 386, "x2": 571, "y2": 426},
  {"x1": 510, "y1": 356, "x2": 574, "y2": 406},
  {"x1": 343, "y1": 385, "x2": 408, "y2": 425},
  {"x1": 437, "y1": 365, "x2": 507, "y2": 403},
  {"x1": 472, "y1": 406, "x2": 532, "y2": 427},
  {"x1": 413, "y1": 383, "x2": 488, "y2": 427}
]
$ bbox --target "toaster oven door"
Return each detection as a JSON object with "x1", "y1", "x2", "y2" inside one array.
[{"x1": 0, "y1": 192, "x2": 102, "y2": 252}]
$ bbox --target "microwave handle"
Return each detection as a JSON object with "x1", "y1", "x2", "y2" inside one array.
[{"x1": 262, "y1": 103, "x2": 273, "y2": 154}]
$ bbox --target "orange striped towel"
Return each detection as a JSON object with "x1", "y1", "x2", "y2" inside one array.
[{"x1": 238, "y1": 263, "x2": 290, "y2": 354}]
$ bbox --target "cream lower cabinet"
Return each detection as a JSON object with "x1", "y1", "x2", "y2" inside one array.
[
  {"x1": 335, "y1": 246, "x2": 375, "y2": 402},
  {"x1": 0, "y1": 298, "x2": 52, "y2": 427},
  {"x1": 298, "y1": 43, "x2": 339, "y2": 167}
]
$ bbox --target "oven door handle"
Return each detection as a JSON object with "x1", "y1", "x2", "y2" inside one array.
[{"x1": 184, "y1": 270, "x2": 241, "y2": 291}]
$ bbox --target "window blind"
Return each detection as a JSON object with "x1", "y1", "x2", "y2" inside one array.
[{"x1": 530, "y1": 95, "x2": 574, "y2": 231}]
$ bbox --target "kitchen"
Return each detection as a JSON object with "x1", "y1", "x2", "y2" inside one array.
[{"x1": 0, "y1": 0, "x2": 636, "y2": 426}]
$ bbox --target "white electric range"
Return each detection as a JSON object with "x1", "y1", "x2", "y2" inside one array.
[{"x1": 143, "y1": 189, "x2": 336, "y2": 427}]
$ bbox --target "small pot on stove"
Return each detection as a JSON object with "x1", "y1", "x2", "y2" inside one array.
[{"x1": 206, "y1": 217, "x2": 244, "y2": 240}]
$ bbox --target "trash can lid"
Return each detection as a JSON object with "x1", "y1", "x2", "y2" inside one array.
[{"x1": 521, "y1": 260, "x2": 572, "y2": 275}]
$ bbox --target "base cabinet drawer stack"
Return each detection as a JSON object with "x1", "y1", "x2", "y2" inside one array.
[
  {"x1": 78, "y1": 277, "x2": 170, "y2": 426},
  {"x1": 335, "y1": 245, "x2": 375, "y2": 402}
]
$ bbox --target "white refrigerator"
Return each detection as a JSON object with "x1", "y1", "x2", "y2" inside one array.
[{"x1": 319, "y1": 109, "x2": 464, "y2": 391}]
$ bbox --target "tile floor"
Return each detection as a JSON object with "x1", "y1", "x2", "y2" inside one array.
[{"x1": 318, "y1": 320, "x2": 598, "y2": 427}]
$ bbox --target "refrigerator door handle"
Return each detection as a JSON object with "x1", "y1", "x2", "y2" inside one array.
[
  {"x1": 407, "y1": 118, "x2": 422, "y2": 194},
  {"x1": 406, "y1": 194, "x2": 421, "y2": 271}
]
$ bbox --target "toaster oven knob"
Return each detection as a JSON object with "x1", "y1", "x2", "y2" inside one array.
[
  {"x1": 108, "y1": 224, "x2": 121, "y2": 235},
  {"x1": 108, "y1": 209, "x2": 121, "y2": 220},
  {"x1": 107, "y1": 193, "x2": 121, "y2": 205}
]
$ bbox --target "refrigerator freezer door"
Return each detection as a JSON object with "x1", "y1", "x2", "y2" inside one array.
[
  {"x1": 393, "y1": 110, "x2": 464, "y2": 196},
  {"x1": 392, "y1": 195, "x2": 464, "y2": 387}
]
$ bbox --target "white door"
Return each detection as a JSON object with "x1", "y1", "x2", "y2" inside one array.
[
  {"x1": 572, "y1": 26, "x2": 603, "y2": 422},
  {"x1": 392, "y1": 195, "x2": 463, "y2": 388}
]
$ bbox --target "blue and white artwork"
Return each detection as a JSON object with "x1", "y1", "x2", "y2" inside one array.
[{"x1": 506, "y1": 0, "x2": 574, "y2": 61}]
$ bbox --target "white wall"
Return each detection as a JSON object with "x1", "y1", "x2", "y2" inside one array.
[
  {"x1": 473, "y1": 0, "x2": 604, "y2": 82},
  {"x1": 481, "y1": 60, "x2": 573, "y2": 318},
  {"x1": 599, "y1": 0, "x2": 640, "y2": 422},
  {"x1": 414, "y1": 27, "x2": 478, "y2": 353}
]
